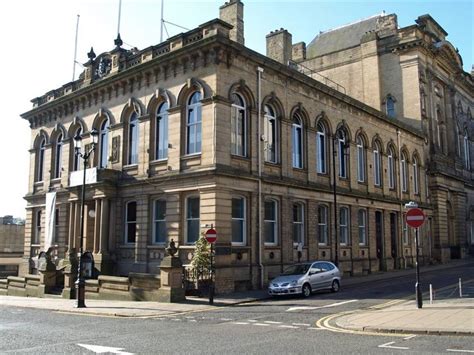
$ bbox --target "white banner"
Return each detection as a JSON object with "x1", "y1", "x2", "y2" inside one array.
[
  {"x1": 69, "y1": 167, "x2": 97, "y2": 187},
  {"x1": 44, "y1": 192, "x2": 56, "y2": 251}
]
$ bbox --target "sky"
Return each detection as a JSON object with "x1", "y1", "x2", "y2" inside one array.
[{"x1": 0, "y1": 0, "x2": 472, "y2": 218}]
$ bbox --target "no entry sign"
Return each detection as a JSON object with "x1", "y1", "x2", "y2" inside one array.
[
  {"x1": 406, "y1": 208, "x2": 425, "y2": 228},
  {"x1": 205, "y1": 228, "x2": 217, "y2": 244}
]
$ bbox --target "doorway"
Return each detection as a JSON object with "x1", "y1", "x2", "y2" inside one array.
[
  {"x1": 375, "y1": 211, "x2": 384, "y2": 271},
  {"x1": 390, "y1": 213, "x2": 398, "y2": 268}
]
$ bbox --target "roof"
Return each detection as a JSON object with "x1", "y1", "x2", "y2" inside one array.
[{"x1": 306, "y1": 14, "x2": 383, "y2": 58}]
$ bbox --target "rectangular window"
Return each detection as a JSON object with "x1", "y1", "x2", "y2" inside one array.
[
  {"x1": 358, "y1": 209, "x2": 366, "y2": 245},
  {"x1": 317, "y1": 132, "x2": 326, "y2": 173},
  {"x1": 125, "y1": 201, "x2": 137, "y2": 244},
  {"x1": 374, "y1": 151, "x2": 381, "y2": 186},
  {"x1": 318, "y1": 205, "x2": 328, "y2": 245},
  {"x1": 34, "y1": 210, "x2": 42, "y2": 245},
  {"x1": 186, "y1": 197, "x2": 200, "y2": 244},
  {"x1": 293, "y1": 204, "x2": 304, "y2": 245},
  {"x1": 388, "y1": 155, "x2": 395, "y2": 189},
  {"x1": 413, "y1": 164, "x2": 419, "y2": 194},
  {"x1": 339, "y1": 207, "x2": 349, "y2": 245},
  {"x1": 357, "y1": 145, "x2": 364, "y2": 182},
  {"x1": 401, "y1": 159, "x2": 408, "y2": 192},
  {"x1": 53, "y1": 208, "x2": 60, "y2": 244},
  {"x1": 231, "y1": 106, "x2": 246, "y2": 156},
  {"x1": 153, "y1": 200, "x2": 167, "y2": 244},
  {"x1": 232, "y1": 197, "x2": 246, "y2": 245},
  {"x1": 339, "y1": 140, "x2": 347, "y2": 178},
  {"x1": 187, "y1": 105, "x2": 202, "y2": 155},
  {"x1": 264, "y1": 200, "x2": 278, "y2": 245}
]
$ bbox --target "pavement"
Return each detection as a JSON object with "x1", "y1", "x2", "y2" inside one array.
[{"x1": 0, "y1": 258, "x2": 473, "y2": 336}]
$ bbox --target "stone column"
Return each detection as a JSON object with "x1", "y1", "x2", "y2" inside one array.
[
  {"x1": 68, "y1": 202, "x2": 76, "y2": 251},
  {"x1": 93, "y1": 199, "x2": 102, "y2": 253}
]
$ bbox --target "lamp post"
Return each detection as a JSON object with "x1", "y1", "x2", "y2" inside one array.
[{"x1": 73, "y1": 128, "x2": 98, "y2": 308}]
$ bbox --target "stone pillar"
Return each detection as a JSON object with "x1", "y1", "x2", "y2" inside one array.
[
  {"x1": 93, "y1": 199, "x2": 101, "y2": 253},
  {"x1": 38, "y1": 252, "x2": 57, "y2": 296},
  {"x1": 156, "y1": 243, "x2": 185, "y2": 302},
  {"x1": 68, "y1": 202, "x2": 76, "y2": 251},
  {"x1": 60, "y1": 251, "x2": 78, "y2": 299}
]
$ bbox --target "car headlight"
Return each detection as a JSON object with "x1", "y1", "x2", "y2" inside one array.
[{"x1": 290, "y1": 280, "x2": 298, "y2": 286}]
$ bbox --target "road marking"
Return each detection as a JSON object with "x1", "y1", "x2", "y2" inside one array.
[
  {"x1": 185, "y1": 316, "x2": 195, "y2": 319},
  {"x1": 370, "y1": 299, "x2": 405, "y2": 309},
  {"x1": 247, "y1": 319, "x2": 258, "y2": 322},
  {"x1": 447, "y1": 350, "x2": 474, "y2": 353},
  {"x1": 220, "y1": 318, "x2": 233, "y2": 321},
  {"x1": 403, "y1": 335, "x2": 417, "y2": 340},
  {"x1": 287, "y1": 299, "x2": 358, "y2": 312},
  {"x1": 292, "y1": 323, "x2": 311, "y2": 326},
  {"x1": 378, "y1": 341, "x2": 410, "y2": 350},
  {"x1": 264, "y1": 321, "x2": 283, "y2": 324},
  {"x1": 278, "y1": 325, "x2": 299, "y2": 329},
  {"x1": 254, "y1": 323, "x2": 270, "y2": 326},
  {"x1": 171, "y1": 318, "x2": 181, "y2": 321},
  {"x1": 77, "y1": 344, "x2": 134, "y2": 354},
  {"x1": 232, "y1": 322, "x2": 249, "y2": 325},
  {"x1": 188, "y1": 319, "x2": 197, "y2": 322}
]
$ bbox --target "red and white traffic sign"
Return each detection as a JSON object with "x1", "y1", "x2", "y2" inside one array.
[
  {"x1": 205, "y1": 228, "x2": 217, "y2": 244},
  {"x1": 406, "y1": 208, "x2": 425, "y2": 228}
]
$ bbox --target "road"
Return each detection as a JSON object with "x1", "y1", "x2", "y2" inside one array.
[{"x1": 0, "y1": 263, "x2": 473, "y2": 354}]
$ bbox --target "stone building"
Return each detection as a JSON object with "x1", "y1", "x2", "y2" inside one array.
[
  {"x1": 19, "y1": 0, "x2": 472, "y2": 293},
  {"x1": 293, "y1": 12, "x2": 474, "y2": 261},
  {"x1": 0, "y1": 218, "x2": 25, "y2": 277}
]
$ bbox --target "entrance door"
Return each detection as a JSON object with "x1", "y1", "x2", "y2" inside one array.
[
  {"x1": 375, "y1": 211, "x2": 384, "y2": 270},
  {"x1": 390, "y1": 213, "x2": 398, "y2": 268}
]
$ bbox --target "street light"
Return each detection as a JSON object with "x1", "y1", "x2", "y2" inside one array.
[
  {"x1": 332, "y1": 132, "x2": 349, "y2": 267},
  {"x1": 73, "y1": 128, "x2": 98, "y2": 308}
]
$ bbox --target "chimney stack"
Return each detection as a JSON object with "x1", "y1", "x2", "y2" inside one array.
[
  {"x1": 219, "y1": 0, "x2": 244, "y2": 45},
  {"x1": 266, "y1": 28, "x2": 292, "y2": 65}
]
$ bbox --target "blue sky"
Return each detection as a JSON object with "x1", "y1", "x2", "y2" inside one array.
[{"x1": 0, "y1": 0, "x2": 471, "y2": 218}]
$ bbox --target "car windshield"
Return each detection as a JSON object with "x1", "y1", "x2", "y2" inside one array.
[{"x1": 282, "y1": 264, "x2": 311, "y2": 276}]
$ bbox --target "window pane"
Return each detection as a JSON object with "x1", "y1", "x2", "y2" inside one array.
[
  {"x1": 264, "y1": 201, "x2": 275, "y2": 220},
  {"x1": 232, "y1": 219, "x2": 244, "y2": 243},
  {"x1": 187, "y1": 219, "x2": 199, "y2": 243},
  {"x1": 232, "y1": 198, "x2": 244, "y2": 218},
  {"x1": 155, "y1": 200, "x2": 166, "y2": 220},
  {"x1": 188, "y1": 198, "x2": 199, "y2": 218},
  {"x1": 127, "y1": 223, "x2": 136, "y2": 243},
  {"x1": 127, "y1": 202, "x2": 136, "y2": 222}
]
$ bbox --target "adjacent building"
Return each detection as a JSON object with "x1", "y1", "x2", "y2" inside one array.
[
  {"x1": 19, "y1": 0, "x2": 472, "y2": 293},
  {"x1": 0, "y1": 216, "x2": 25, "y2": 277}
]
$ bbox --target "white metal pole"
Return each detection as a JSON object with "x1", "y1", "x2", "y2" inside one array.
[
  {"x1": 160, "y1": 0, "x2": 164, "y2": 43},
  {"x1": 72, "y1": 15, "x2": 80, "y2": 82},
  {"x1": 429, "y1": 284, "x2": 433, "y2": 304},
  {"x1": 459, "y1": 278, "x2": 463, "y2": 298},
  {"x1": 117, "y1": 0, "x2": 122, "y2": 36}
]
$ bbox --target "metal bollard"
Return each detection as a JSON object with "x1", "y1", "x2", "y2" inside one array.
[
  {"x1": 429, "y1": 284, "x2": 433, "y2": 304},
  {"x1": 459, "y1": 278, "x2": 463, "y2": 298}
]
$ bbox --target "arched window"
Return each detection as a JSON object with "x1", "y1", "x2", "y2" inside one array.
[
  {"x1": 356, "y1": 136, "x2": 365, "y2": 182},
  {"x1": 232, "y1": 197, "x2": 246, "y2": 245},
  {"x1": 339, "y1": 207, "x2": 349, "y2": 245},
  {"x1": 316, "y1": 122, "x2": 327, "y2": 174},
  {"x1": 413, "y1": 156, "x2": 419, "y2": 194},
  {"x1": 186, "y1": 91, "x2": 202, "y2": 155},
  {"x1": 125, "y1": 201, "x2": 137, "y2": 244},
  {"x1": 401, "y1": 152, "x2": 408, "y2": 192},
  {"x1": 317, "y1": 205, "x2": 328, "y2": 245},
  {"x1": 464, "y1": 131, "x2": 471, "y2": 170},
  {"x1": 386, "y1": 95, "x2": 396, "y2": 118},
  {"x1": 156, "y1": 102, "x2": 169, "y2": 160},
  {"x1": 373, "y1": 141, "x2": 382, "y2": 187},
  {"x1": 36, "y1": 137, "x2": 46, "y2": 182},
  {"x1": 99, "y1": 119, "x2": 110, "y2": 169},
  {"x1": 231, "y1": 93, "x2": 246, "y2": 157},
  {"x1": 455, "y1": 124, "x2": 461, "y2": 157},
  {"x1": 387, "y1": 146, "x2": 395, "y2": 189},
  {"x1": 292, "y1": 203, "x2": 304, "y2": 245},
  {"x1": 128, "y1": 112, "x2": 139, "y2": 165},
  {"x1": 292, "y1": 112, "x2": 303, "y2": 168},
  {"x1": 358, "y1": 209, "x2": 367, "y2": 245},
  {"x1": 153, "y1": 199, "x2": 167, "y2": 244},
  {"x1": 264, "y1": 105, "x2": 277, "y2": 163},
  {"x1": 54, "y1": 133, "x2": 63, "y2": 179},
  {"x1": 72, "y1": 127, "x2": 82, "y2": 171},
  {"x1": 435, "y1": 106, "x2": 442, "y2": 149},
  {"x1": 337, "y1": 129, "x2": 348, "y2": 178},
  {"x1": 264, "y1": 199, "x2": 278, "y2": 245}
]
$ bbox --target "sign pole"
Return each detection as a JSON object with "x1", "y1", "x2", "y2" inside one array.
[
  {"x1": 209, "y1": 242, "x2": 214, "y2": 305},
  {"x1": 415, "y1": 227, "x2": 422, "y2": 309}
]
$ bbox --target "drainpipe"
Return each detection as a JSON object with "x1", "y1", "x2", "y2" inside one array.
[
  {"x1": 397, "y1": 129, "x2": 405, "y2": 269},
  {"x1": 257, "y1": 66, "x2": 264, "y2": 289}
]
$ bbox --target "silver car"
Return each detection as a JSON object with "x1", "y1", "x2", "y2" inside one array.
[{"x1": 268, "y1": 261, "x2": 341, "y2": 297}]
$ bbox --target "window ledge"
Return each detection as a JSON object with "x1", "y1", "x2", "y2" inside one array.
[
  {"x1": 118, "y1": 244, "x2": 135, "y2": 248},
  {"x1": 264, "y1": 243, "x2": 279, "y2": 247},
  {"x1": 123, "y1": 164, "x2": 138, "y2": 171},
  {"x1": 181, "y1": 153, "x2": 201, "y2": 160},
  {"x1": 231, "y1": 154, "x2": 250, "y2": 161},
  {"x1": 150, "y1": 159, "x2": 168, "y2": 166}
]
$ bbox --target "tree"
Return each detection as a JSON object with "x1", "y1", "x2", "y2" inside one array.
[{"x1": 190, "y1": 234, "x2": 211, "y2": 293}]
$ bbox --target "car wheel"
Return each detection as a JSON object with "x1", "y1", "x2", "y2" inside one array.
[
  {"x1": 331, "y1": 280, "x2": 340, "y2": 293},
  {"x1": 302, "y1": 283, "x2": 312, "y2": 298}
]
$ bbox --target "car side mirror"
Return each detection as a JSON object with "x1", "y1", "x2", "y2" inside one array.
[{"x1": 309, "y1": 271, "x2": 316, "y2": 276}]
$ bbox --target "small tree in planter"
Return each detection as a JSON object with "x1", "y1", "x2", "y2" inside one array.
[{"x1": 190, "y1": 234, "x2": 211, "y2": 295}]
